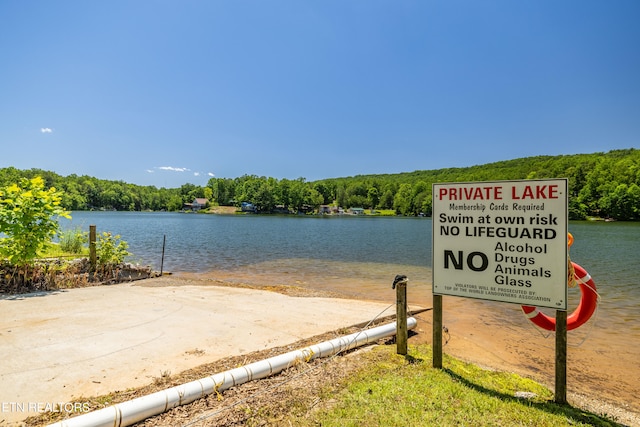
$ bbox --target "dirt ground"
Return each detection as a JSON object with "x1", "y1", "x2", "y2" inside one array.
[
  {"x1": 27, "y1": 322, "x2": 398, "y2": 427},
  {"x1": 176, "y1": 269, "x2": 640, "y2": 421},
  {"x1": 22, "y1": 274, "x2": 640, "y2": 427}
]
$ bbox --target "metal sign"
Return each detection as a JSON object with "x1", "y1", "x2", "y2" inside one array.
[{"x1": 432, "y1": 179, "x2": 568, "y2": 309}]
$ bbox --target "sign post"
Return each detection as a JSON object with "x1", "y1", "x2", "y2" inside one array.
[
  {"x1": 431, "y1": 179, "x2": 568, "y2": 391},
  {"x1": 433, "y1": 294, "x2": 443, "y2": 369},
  {"x1": 555, "y1": 310, "x2": 567, "y2": 403}
]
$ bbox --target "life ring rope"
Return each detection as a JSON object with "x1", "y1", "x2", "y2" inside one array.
[
  {"x1": 521, "y1": 262, "x2": 599, "y2": 332},
  {"x1": 524, "y1": 288, "x2": 601, "y2": 346},
  {"x1": 521, "y1": 233, "x2": 599, "y2": 332},
  {"x1": 523, "y1": 308, "x2": 541, "y2": 319},
  {"x1": 575, "y1": 271, "x2": 592, "y2": 287},
  {"x1": 572, "y1": 262, "x2": 600, "y2": 303},
  {"x1": 567, "y1": 255, "x2": 576, "y2": 288}
]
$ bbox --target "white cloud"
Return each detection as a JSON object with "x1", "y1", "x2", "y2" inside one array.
[
  {"x1": 40, "y1": 127, "x2": 53, "y2": 133},
  {"x1": 157, "y1": 166, "x2": 190, "y2": 173},
  {"x1": 146, "y1": 169, "x2": 154, "y2": 173},
  {"x1": 208, "y1": 172, "x2": 215, "y2": 177},
  {"x1": 194, "y1": 172, "x2": 200, "y2": 177}
]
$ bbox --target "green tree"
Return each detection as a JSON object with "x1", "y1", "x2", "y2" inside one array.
[
  {"x1": 367, "y1": 187, "x2": 380, "y2": 210},
  {"x1": 203, "y1": 186, "x2": 213, "y2": 203},
  {"x1": 305, "y1": 188, "x2": 324, "y2": 210},
  {"x1": 2, "y1": 148, "x2": 640, "y2": 219},
  {"x1": 253, "y1": 180, "x2": 276, "y2": 212},
  {"x1": 179, "y1": 183, "x2": 204, "y2": 205},
  {"x1": 568, "y1": 197, "x2": 588, "y2": 220},
  {"x1": 60, "y1": 180, "x2": 87, "y2": 210},
  {"x1": 345, "y1": 182, "x2": 369, "y2": 208},
  {"x1": 167, "y1": 195, "x2": 184, "y2": 211},
  {"x1": 412, "y1": 181, "x2": 429, "y2": 215},
  {"x1": 379, "y1": 185, "x2": 396, "y2": 210},
  {"x1": 393, "y1": 183, "x2": 413, "y2": 215},
  {"x1": 335, "y1": 183, "x2": 347, "y2": 208},
  {"x1": 276, "y1": 179, "x2": 291, "y2": 208},
  {"x1": 0, "y1": 176, "x2": 70, "y2": 266},
  {"x1": 288, "y1": 178, "x2": 308, "y2": 212},
  {"x1": 235, "y1": 175, "x2": 262, "y2": 207},
  {"x1": 602, "y1": 183, "x2": 640, "y2": 220},
  {"x1": 421, "y1": 194, "x2": 433, "y2": 216},
  {"x1": 313, "y1": 182, "x2": 332, "y2": 205}
]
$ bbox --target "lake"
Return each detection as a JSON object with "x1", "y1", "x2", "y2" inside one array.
[
  {"x1": 59, "y1": 211, "x2": 640, "y2": 413},
  {"x1": 60, "y1": 211, "x2": 638, "y2": 331},
  {"x1": 62, "y1": 212, "x2": 433, "y2": 271}
]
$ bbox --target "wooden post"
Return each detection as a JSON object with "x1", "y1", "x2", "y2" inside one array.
[
  {"x1": 555, "y1": 310, "x2": 568, "y2": 404},
  {"x1": 89, "y1": 225, "x2": 97, "y2": 270},
  {"x1": 160, "y1": 235, "x2": 166, "y2": 275},
  {"x1": 396, "y1": 280, "x2": 408, "y2": 355},
  {"x1": 433, "y1": 294, "x2": 443, "y2": 369}
]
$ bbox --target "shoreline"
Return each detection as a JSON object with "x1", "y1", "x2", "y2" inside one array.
[
  {"x1": 168, "y1": 270, "x2": 640, "y2": 426},
  {"x1": 5, "y1": 273, "x2": 639, "y2": 426}
]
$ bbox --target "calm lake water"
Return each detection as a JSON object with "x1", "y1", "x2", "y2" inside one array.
[
  {"x1": 58, "y1": 211, "x2": 640, "y2": 413},
  {"x1": 60, "y1": 211, "x2": 639, "y2": 333}
]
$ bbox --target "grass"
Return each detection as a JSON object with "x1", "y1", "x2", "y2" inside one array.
[
  {"x1": 365, "y1": 209, "x2": 397, "y2": 216},
  {"x1": 37, "y1": 226, "x2": 89, "y2": 259},
  {"x1": 39, "y1": 242, "x2": 88, "y2": 259},
  {"x1": 284, "y1": 344, "x2": 619, "y2": 427},
  {"x1": 23, "y1": 338, "x2": 623, "y2": 426}
]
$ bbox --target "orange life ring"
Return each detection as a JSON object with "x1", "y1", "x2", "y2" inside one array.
[{"x1": 521, "y1": 262, "x2": 598, "y2": 331}]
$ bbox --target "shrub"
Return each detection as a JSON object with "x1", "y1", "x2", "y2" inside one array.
[
  {"x1": 0, "y1": 177, "x2": 70, "y2": 266},
  {"x1": 58, "y1": 228, "x2": 88, "y2": 254},
  {"x1": 95, "y1": 232, "x2": 130, "y2": 266}
]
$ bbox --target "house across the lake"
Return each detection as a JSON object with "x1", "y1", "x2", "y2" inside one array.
[
  {"x1": 319, "y1": 205, "x2": 345, "y2": 215},
  {"x1": 184, "y1": 198, "x2": 209, "y2": 211}
]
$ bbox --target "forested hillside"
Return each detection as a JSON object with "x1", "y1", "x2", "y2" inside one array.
[
  {"x1": 1, "y1": 148, "x2": 638, "y2": 220},
  {"x1": 311, "y1": 148, "x2": 640, "y2": 220}
]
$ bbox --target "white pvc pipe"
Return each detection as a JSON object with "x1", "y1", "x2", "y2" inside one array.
[{"x1": 49, "y1": 317, "x2": 417, "y2": 427}]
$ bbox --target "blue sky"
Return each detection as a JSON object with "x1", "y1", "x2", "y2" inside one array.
[{"x1": 1, "y1": 1, "x2": 639, "y2": 189}]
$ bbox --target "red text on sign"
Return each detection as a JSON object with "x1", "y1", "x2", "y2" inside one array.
[
  {"x1": 511, "y1": 184, "x2": 559, "y2": 200},
  {"x1": 438, "y1": 186, "x2": 503, "y2": 201}
]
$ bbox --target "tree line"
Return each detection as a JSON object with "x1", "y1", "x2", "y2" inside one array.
[{"x1": 1, "y1": 148, "x2": 639, "y2": 220}]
